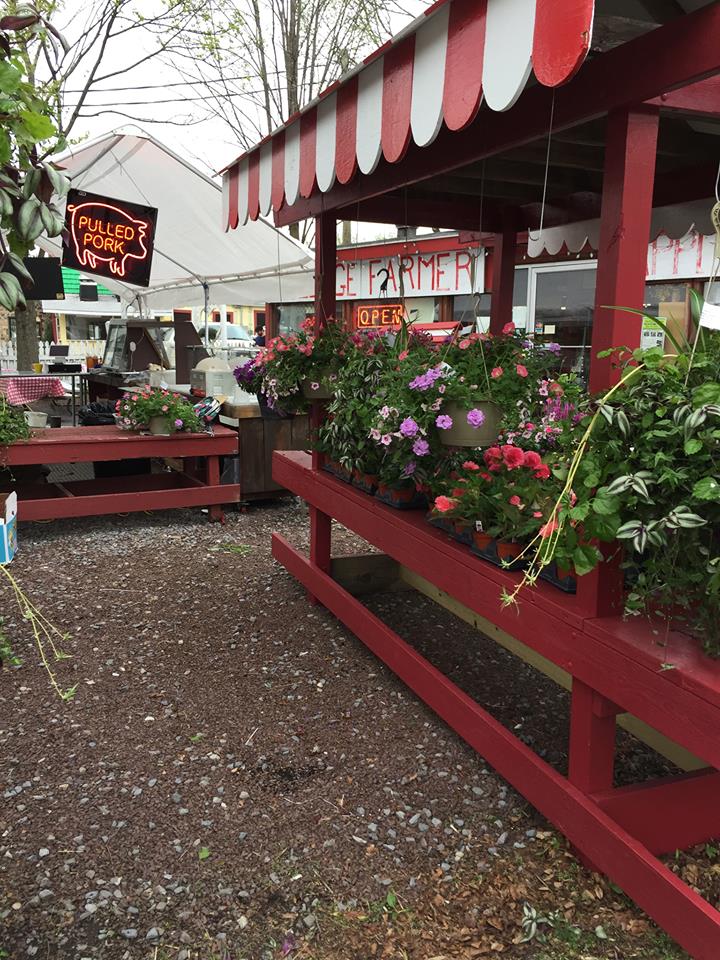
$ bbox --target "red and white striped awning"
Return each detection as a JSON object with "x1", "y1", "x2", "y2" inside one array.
[{"x1": 223, "y1": 0, "x2": 595, "y2": 229}]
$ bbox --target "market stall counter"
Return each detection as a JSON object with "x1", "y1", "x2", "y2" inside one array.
[{"x1": 3, "y1": 425, "x2": 239, "y2": 522}]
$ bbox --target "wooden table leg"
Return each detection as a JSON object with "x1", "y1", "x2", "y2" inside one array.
[
  {"x1": 308, "y1": 506, "x2": 331, "y2": 605},
  {"x1": 206, "y1": 454, "x2": 223, "y2": 522},
  {"x1": 569, "y1": 678, "x2": 619, "y2": 872},
  {"x1": 569, "y1": 678, "x2": 618, "y2": 795}
]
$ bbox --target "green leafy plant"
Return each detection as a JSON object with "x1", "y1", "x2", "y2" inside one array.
[
  {"x1": 0, "y1": 6, "x2": 70, "y2": 309},
  {"x1": 116, "y1": 388, "x2": 203, "y2": 432},
  {"x1": 0, "y1": 396, "x2": 30, "y2": 445},
  {"x1": 247, "y1": 315, "x2": 353, "y2": 413}
]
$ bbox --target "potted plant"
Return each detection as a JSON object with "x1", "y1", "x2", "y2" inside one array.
[
  {"x1": 365, "y1": 333, "x2": 442, "y2": 508},
  {"x1": 316, "y1": 330, "x2": 390, "y2": 491},
  {"x1": 410, "y1": 324, "x2": 563, "y2": 448},
  {"x1": 247, "y1": 316, "x2": 352, "y2": 413},
  {"x1": 116, "y1": 388, "x2": 203, "y2": 435},
  {"x1": 233, "y1": 358, "x2": 292, "y2": 419},
  {"x1": 0, "y1": 398, "x2": 31, "y2": 449}
]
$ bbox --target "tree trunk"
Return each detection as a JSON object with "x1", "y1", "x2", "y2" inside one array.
[
  {"x1": 289, "y1": 222, "x2": 300, "y2": 240},
  {"x1": 15, "y1": 300, "x2": 39, "y2": 371},
  {"x1": 341, "y1": 220, "x2": 352, "y2": 246}
]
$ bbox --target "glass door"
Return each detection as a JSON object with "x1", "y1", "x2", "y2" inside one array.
[{"x1": 528, "y1": 263, "x2": 597, "y2": 379}]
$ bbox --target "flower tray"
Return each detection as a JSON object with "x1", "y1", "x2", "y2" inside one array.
[
  {"x1": 351, "y1": 470, "x2": 378, "y2": 496},
  {"x1": 322, "y1": 460, "x2": 352, "y2": 483},
  {"x1": 450, "y1": 521, "x2": 474, "y2": 546},
  {"x1": 375, "y1": 484, "x2": 427, "y2": 511},
  {"x1": 539, "y1": 561, "x2": 577, "y2": 594},
  {"x1": 470, "y1": 537, "x2": 526, "y2": 572},
  {"x1": 426, "y1": 513, "x2": 454, "y2": 535}
]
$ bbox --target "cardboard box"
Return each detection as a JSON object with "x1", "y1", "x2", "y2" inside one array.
[{"x1": 0, "y1": 492, "x2": 18, "y2": 564}]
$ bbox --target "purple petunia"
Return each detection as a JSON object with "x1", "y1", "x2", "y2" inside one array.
[
  {"x1": 175, "y1": 418, "x2": 183, "y2": 428},
  {"x1": 545, "y1": 342, "x2": 562, "y2": 355},
  {"x1": 401, "y1": 461, "x2": 417, "y2": 478},
  {"x1": 408, "y1": 366, "x2": 444, "y2": 392},
  {"x1": 412, "y1": 438, "x2": 430, "y2": 457},
  {"x1": 399, "y1": 417, "x2": 419, "y2": 438},
  {"x1": 436, "y1": 414, "x2": 453, "y2": 430},
  {"x1": 466, "y1": 408, "x2": 485, "y2": 428}
]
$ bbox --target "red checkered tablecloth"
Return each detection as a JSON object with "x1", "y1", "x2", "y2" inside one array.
[{"x1": 0, "y1": 377, "x2": 66, "y2": 405}]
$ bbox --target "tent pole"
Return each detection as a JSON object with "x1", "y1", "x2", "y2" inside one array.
[{"x1": 203, "y1": 282, "x2": 210, "y2": 347}]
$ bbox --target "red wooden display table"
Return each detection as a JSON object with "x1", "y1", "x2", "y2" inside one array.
[
  {"x1": 273, "y1": 450, "x2": 720, "y2": 959},
  {"x1": 3, "y1": 425, "x2": 239, "y2": 522}
]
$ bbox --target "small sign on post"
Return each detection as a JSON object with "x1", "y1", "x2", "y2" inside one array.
[
  {"x1": 0, "y1": 492, "x2": 18, "y2": 564},
  {"x1": 62, "y1": 189, "x2": 158, "y2": 288}
]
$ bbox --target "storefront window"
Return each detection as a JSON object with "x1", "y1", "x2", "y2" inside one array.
[
  {"x1": 452, "y1": 268, "x2": 529, "y2": 331},
  {"x1": 277, "y1": 302, "x2": 313, "y2": 335},
  {"x1": 532, "y1": 266, "x2": 596, "y2": 377}
]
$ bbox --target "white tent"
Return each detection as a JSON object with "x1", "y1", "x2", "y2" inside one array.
[{"x1": 39, "y1": 130, "x2": 314, "y2": 313}]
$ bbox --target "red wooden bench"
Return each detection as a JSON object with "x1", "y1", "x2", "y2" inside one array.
[
  {"x1": 3, "y1": 425, "x2": 239, "y2": 522},
  {"x1": 273, "y1": 449, "x2": 720, "y2": 959}
]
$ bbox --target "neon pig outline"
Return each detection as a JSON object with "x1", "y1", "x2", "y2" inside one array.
[{"x1": 67, "y1": 201, "x2": 150, "y2": 278}]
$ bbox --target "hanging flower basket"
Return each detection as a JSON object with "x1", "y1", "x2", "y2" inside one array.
[
  {"x1": 438, "y1": 401, "x2": 502, "y2": 448},
  {"x1": 375, "y1": 483, "x2": 427, "y2": 511},
  {"x1": 301, "y1": 377, "x2": 334, "y2": 401}
]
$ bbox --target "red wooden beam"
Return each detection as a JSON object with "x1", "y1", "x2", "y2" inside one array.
[
  {"x1": 593, "y1": 768, "x2": 720, "y2": 856},
  {"x1": 335, "y1": 195, "x2": 503, "y2": 232},
  {"x1": 273, "y1": 4, "x2": 720, "y2": 227},
  {"x1": 647, "y1": 75, "x2": 720, "y2": 116},
  {"x1": 589, "y1": 107, "x2": 659, "y2": 391},
  {"x1": 489, "y1": 210, "x2": 518, "y2": 335},
  {"x1": 272, "y1": 531, "x2": 720, "y2": 960}
]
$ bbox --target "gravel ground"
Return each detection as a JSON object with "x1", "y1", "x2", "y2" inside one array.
[{"x1": 0, "y1": 500, "x2": 709, "y2": 960}]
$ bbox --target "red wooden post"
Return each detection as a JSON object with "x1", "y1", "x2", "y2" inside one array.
[
  {"x1": 307, "y1": 211, "x2": 336, "y2": 600},
  {"x1": 569, "y1": 678, "x2": 617, "y2": 795},
  {"x1": 577, "y1": 108, "x2": 659, "y2": 616},
  {"x1": 489, "y1": 210, "x2": 517, "y2": 335},
  {"x1": 206, "y1": 453, "x2": 223, "y2": 522},
  {"x1": 589, "y1": 107, "x2": 659, "y2": 392}
]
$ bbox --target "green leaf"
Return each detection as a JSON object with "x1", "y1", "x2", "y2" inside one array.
[
  {"x1": 18, "y1": 110, "x2": 56, "y2": 143},
  {"x1": 0, "y1": 60, "x2": 21, "y2": 94},
  {"x1": 198, "y1": 846, "x2": 211, "y2": 861},
  {"x1": 684, "y1": 438, "x2": 703, "y2": 456},
  {"x1": 693, "y1": 383, "x2": 720, "y2": 407},
  {"x1": 693, "y1": 477, "x2": 720, "y2": 502},
  {"x1": 592, "y1": 487, "x2": 620, "y2": 516},
  {"x1": 572, "y1": 544, "x2": 601, "y2": 577}
]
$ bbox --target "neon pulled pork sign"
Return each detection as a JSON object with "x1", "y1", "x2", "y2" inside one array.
[{"x1": 62, "y1": 189, "x2": 158, "y2": 288}]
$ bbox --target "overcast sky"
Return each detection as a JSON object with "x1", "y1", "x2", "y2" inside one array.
[{"x1": 55, "y1": 1, "x2": 427, "y2": 180}]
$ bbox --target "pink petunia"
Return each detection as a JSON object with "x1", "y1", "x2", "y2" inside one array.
[
  {"x1": 458, "y1": 339, "x2": 472, "y2": 350},
  {"x1": 509, "y1": 495, "x2": 523, "y2": 508},
  {"x1": 491, "y1": 367, "x2": 503, "y2": 379},
  {"x1": 540, "y1": 518, "x2": 559, "y2": 538},
  {"x1": 434, "y1": 495, "x2": 457, "y2": 514},
  {"x1": 516, "y1": 364, "x2": 528, "y2": 378},
  {"x1": 502, "y1": 322, "x2": 516, "y2": 334}
]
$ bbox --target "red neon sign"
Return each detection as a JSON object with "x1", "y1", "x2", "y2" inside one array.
[
  {"x1": 62, "y1": 189, "x2": 158, "y2": 288},
  {"x1": 354, "y1": 302, "x2": 405, "y2": 328}
]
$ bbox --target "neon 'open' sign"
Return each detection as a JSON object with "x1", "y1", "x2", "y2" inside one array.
[{"x1": 62, "y1": 189, "x2": 158, "y2": 288}]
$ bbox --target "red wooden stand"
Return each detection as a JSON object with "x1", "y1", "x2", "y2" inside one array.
[
  {"x1": 4, "y1": 425, "x2": 239, "y2": 521},
  {"x1": 273, "y1": 450, "x2": 720, "y2": 960}
]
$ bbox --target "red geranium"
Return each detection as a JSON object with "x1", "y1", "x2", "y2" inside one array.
[
  {"x1": 501, "y1": 445, "x2": 525, "y2": 470},
  {"x1": 523, "y1": 450, "x2": 542, "y2": 470}
]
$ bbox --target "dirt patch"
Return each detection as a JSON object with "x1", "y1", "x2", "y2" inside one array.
[{"x1": 0, "y1": 501, "x2": 705, "y2": 959}]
